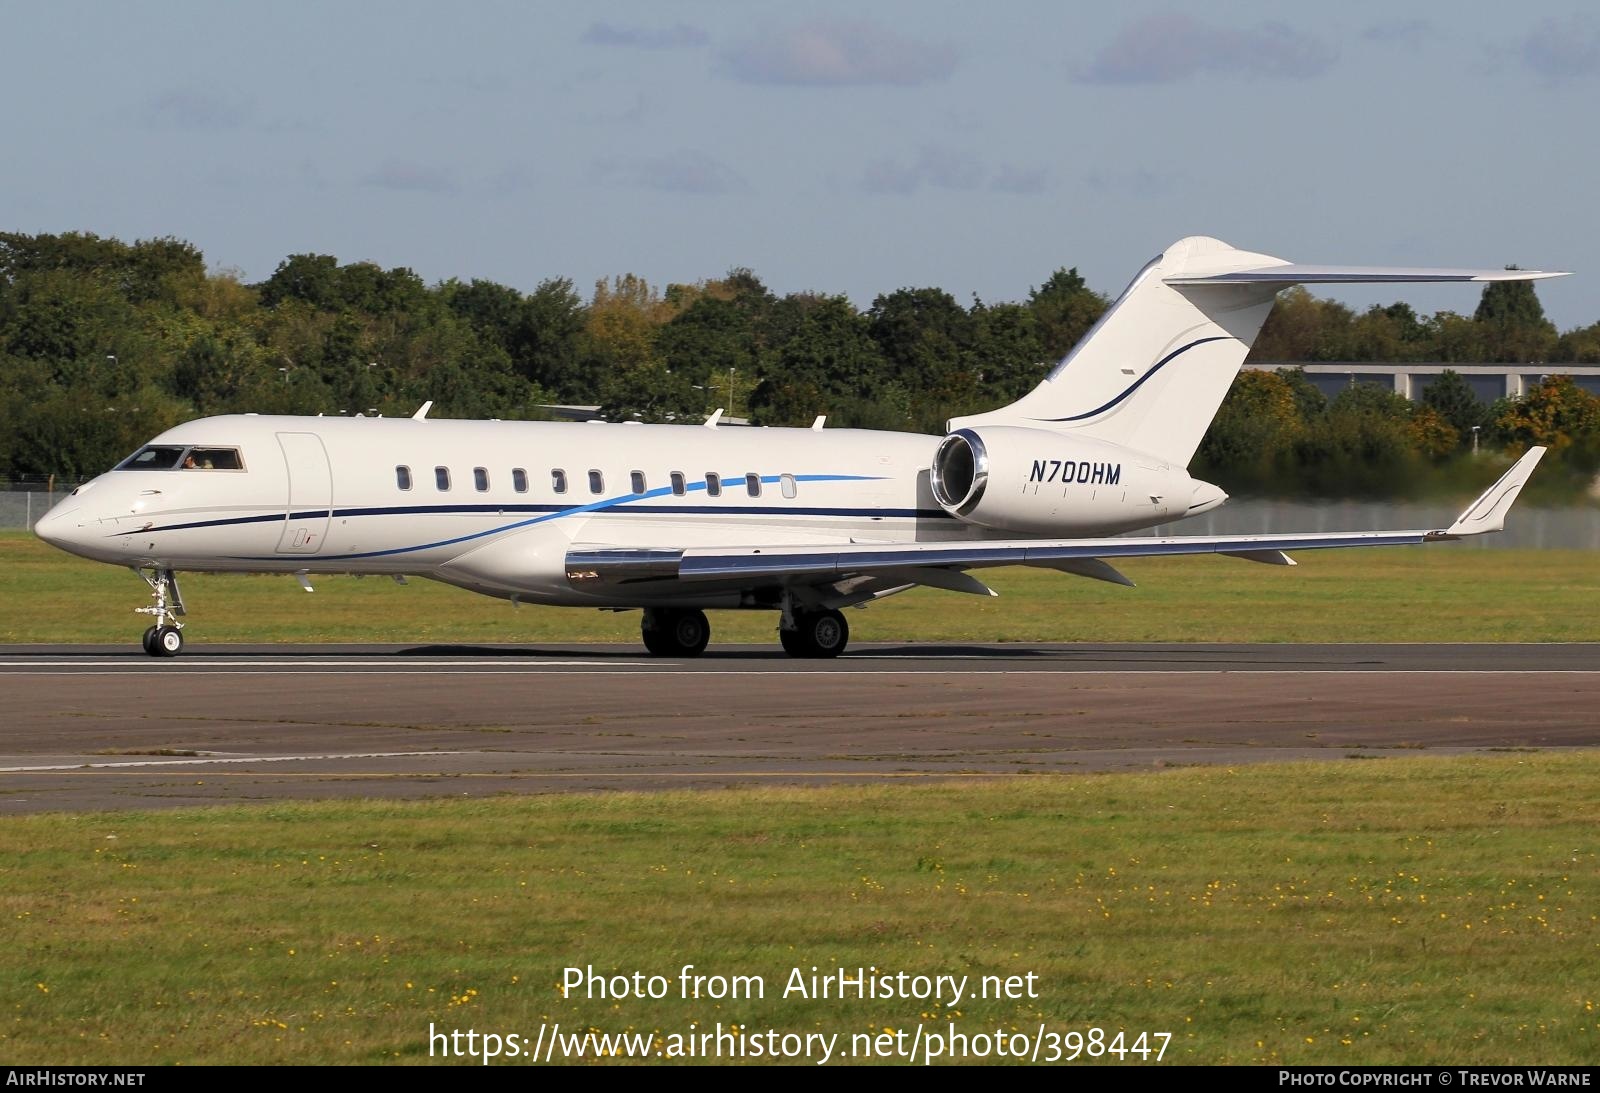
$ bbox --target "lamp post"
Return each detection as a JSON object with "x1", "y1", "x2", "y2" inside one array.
[{"x1": 1471, "y1": 425, "x2": 1481, "y2": 455}]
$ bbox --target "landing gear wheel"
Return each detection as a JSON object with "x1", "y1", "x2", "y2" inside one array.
[
  {"x1": 781, "y1": 608, "x2": 849, "y2": 659},
  {"x1": 135, "y1": 567, "x2": 188, "y2": 658},
  {"x1": 641, "y1": 608, "x2": 711, "y2": 657},
  {"x1": 152, "y1": 626, "x2": 184, "y2": 658}
]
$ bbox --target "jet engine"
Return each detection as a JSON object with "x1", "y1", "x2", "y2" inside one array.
[{"x1": 929, "y1": 426, "x2": 1226, "y2": 535}]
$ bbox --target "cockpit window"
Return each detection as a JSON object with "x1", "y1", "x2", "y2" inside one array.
[
  {"x1": 115, "y1": 446, "x2": 187, "y2": 471},
  {"x1": 116, "y1": 445, "x2": 245, "y2": 471},
  {"x1": 181, "y1": 447, "x2": 243, "y2": 470}
]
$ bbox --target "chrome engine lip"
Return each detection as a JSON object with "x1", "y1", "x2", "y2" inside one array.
[{"x1": 930, "y1": 428, "x2": 989, "y2": 517}]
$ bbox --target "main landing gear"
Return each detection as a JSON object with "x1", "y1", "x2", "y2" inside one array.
[
  {"x1": 636, "y1": 601, "x2": 852, "y2": 659},
  {"x1": 135, "y1": 567, "x2": 186, "y2": 658},
  {"x1": 779, "y1": 607, "x2": 849, "y2": 659},
  {"x1": 641, "y1": 607, "x2": 711, "y2": 657}
]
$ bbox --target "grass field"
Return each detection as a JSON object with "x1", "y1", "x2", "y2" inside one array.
[
  {"x1": 6, "y1": 532, "x2": 1600, "y2": 645},
  {"x1": 2, "y1": 755, "x2": 1596, "y2": 1065}
]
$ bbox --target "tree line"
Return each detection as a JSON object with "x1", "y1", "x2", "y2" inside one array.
[{"x1": 2, "y1": 230, "x2": 1597, "y2": 500}]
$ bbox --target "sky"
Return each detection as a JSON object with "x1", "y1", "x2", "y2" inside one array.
[{"x1": 3, "y1": 1, "x2": 1596, "y2": 329}]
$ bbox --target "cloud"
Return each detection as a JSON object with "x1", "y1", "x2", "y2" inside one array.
[
  {"x1": 1360, "y1": 19, "x2": 1436, "y2": 50},
  {"x1": 861, "y1": 146, "x2": 983, "y2": 195},
  {"x1": 1520, "y1": 16, "x2": 1600, "y2": 80},
  {"x1": 721, "y1": 19, "x2": 956, "y2": 86},
  {"x1": 361, "y1": 160, "x2": 459, "y2": 195},
  {"x1": 589, "y1": 150, "x2": 748, "y2": 195},
  {"x1": 991, "y1": 165, "x2": 1052, "y2": 195},
  {"x1": 582, "y1": 21, "x2": 708, "y2": 50},
  {"x1": 147, "y1": 87, "x2": 255, "y2": 131},
  {"x1": 1084, "y1": 168, "x2": 1175, "y2": 199},
  {"x1": 1079, "y1": 13, "x2": 1335, "y2": 84}
]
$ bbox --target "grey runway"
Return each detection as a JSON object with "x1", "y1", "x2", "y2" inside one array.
[
  {"x1": 2, "y1": 641, "x2": 1597, "y2": 674},
  {"x1": 1, "y1": 642, "x2": 1596, "y2": 814}
]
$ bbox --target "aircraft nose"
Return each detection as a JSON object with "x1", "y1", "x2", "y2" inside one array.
[
  {"x1": 33, "y1": 502, "x2": 95, "y2": 557},
  {"x1": 33, "y1": 505, "x2": 76, "y2": 546}
]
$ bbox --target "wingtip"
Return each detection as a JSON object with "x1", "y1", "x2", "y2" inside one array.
[{"x1": 1446, "y1": 446, "x2": 1546, "y2": 536}]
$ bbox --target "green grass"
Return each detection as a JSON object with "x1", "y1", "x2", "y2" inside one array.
[
  {"x1": 2, "y1": 755, "x2": 1596, "y2": 1065},
  {"x1": 5, "y1": 531, "x2": 1600, "y2": 644}
]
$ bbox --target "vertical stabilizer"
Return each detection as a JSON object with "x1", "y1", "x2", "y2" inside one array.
[
  {"x1": 949, "y1": 236, "x2": 1283, "y2": 466},
  {"x1": 949, "y1": 238, "x2": 1567, "y2": 468}
]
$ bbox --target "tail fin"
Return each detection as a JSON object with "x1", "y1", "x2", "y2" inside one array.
[{"x1": 949, "y1": 236, "x2": 1567, "y2": 467}]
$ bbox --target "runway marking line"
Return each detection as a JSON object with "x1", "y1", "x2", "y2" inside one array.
[{"x1": 0, "y1": 751, "x2": 467, "y2": 773}]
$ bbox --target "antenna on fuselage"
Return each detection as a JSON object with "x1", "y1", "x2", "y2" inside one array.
[
  {"x1": 412, "y1": 401, "x2": 433, "y2": 420},
  {"x1": 811, "y1": 416, "x2": 826, "y2": 430},
  {"x1": 703, "y1": 408, "x2": 724, "y2": 428}
]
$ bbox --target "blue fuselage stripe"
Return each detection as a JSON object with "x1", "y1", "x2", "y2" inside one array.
[{"x1": 119, "y1": 473, "x2": 953, "y2": 561}]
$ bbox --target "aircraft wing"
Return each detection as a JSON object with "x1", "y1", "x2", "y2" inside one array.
[{"x1": 567, "y1": 447, "x2": 1544, "y2": 592}]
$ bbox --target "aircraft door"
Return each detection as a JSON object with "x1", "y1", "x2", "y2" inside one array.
[{"x1": 276, "y1": 432, "x2": 332, "y2": 554}]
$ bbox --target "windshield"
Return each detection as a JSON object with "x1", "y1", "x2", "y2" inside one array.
[
  {"x1": 115, "y1": 445, "x2": 187, "y2": 470},
  {"x1": 114, "y1": 445, "x2": 245, "y2": 471}
]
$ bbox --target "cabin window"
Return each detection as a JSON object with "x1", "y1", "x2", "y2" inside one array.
[
  {"x1": 705, "y1": 472, "x2": 722, "y2": 498},
  {"x1": 588, "y1": 469, "x2": 604, "y2": 494},
  {"x1": 670, "y1": 471, "x2": 686, "y2": 497},
  {"x1": 435, "y1": 466, "x2": 451, "y2": 491},
  {"x1": 780, "y1": 473, "x2": 797, "y2": 499},
  {"x1": 512, "y1": 468, "x2": 528, "y2": 493},
  {"x1": 745, "y1": 473, "x2": 761, "y2": 497},
  {"x1": 630, "y1": 470, "x2": 647, "y2": 494},
  {"x1": 396, "y1": 465, "x2": 413, "y2": 491},
  {"x1": 474, "y1": 467, "x2": 489, "y2": 492},
  {"x1": 182, "y1": 447, "x2": 243, "y2": 470},
  {"x1": 551, "y1": 469, "x2": 568, "y2": 494}
]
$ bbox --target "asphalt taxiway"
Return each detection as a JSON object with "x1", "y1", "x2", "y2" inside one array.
[{"x1": 1, "y1": 642, "x2": 1595, "y2": 813}]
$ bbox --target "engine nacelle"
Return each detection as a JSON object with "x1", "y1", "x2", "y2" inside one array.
[{"x1": 929, "y1": 426, "x2": 1226, "y2": 535}]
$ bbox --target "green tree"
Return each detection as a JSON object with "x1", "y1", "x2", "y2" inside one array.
[
  {"x1": 1247, "y1": 288, "x2": 1356, "y2": 361},
  {"x1": 749, "y1": 294, "x2": 883, "y2": 426},
  {"x1": 967, "y1": 299, "x2": 1047, "y2": 408},
  {"x1": 1494, "y1": 375, "x2": 1600, "y2": 466},
  {"x1": 867, "y1": 287, "x2": 976, "y2": 430},
  {"x1": 1420, "y1": 369, "x2": 1489, "y2": 446},
  {"x1": 1474, "y1": 273, "x2": 1557, "y2": 363},
  {"x1": 1026, "y1": 267, "x2": 1107, "y2": 361},
  {"x1": 1193, "y1": 369, "x2": 1307, "y2": 494}
]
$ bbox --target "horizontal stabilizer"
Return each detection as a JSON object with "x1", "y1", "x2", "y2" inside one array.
[
  {"x1": 1168, "y1": 264, "x2": 1569, "y2": 286},
  {"x1": 1446, "y1": 446, "x2": 1546, "y2": 536}
]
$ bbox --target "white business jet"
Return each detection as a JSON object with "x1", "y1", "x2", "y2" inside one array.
[{"x1": 34, "y1": 237, "x2": 1558, "y2": 658}]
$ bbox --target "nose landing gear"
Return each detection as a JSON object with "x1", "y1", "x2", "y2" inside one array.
[{"x1": 135, "y1": 567, "x2": 186, "y2": 657}]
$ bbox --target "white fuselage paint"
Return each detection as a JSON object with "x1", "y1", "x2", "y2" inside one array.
[{"x1": 35, "y1": 414, "x2": 1212, "y2": 609}]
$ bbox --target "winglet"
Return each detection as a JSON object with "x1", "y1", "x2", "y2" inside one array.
[{"x1": 1445, "y1": 446, "x2": 1546, "y2": 536}]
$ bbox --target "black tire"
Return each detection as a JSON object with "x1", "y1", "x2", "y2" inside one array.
[
  {"x1": 641, "y1": 609, "x2": 710, "y2": 657},
  {"x1": 783, "y1": 609, "x2": 849, "y2": 658},
  {"x1": 153, "y1": 626, "x2": 184, "y2": 658},
  {"x1": 778, "y1": 625, "x2": 810, "y2": 657},
  {"x1": 141, "y1": 626, "x2": 160, "y2": 657},
  {"x1": 805, "y1": 609, "x2": 848, "y2": 658},
  {"x1": 666, "y1": 609, "x2": 710, "y2": 656},
  {"x1": 641, "y1": 623, "x2": 673, "y2": 656}
]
